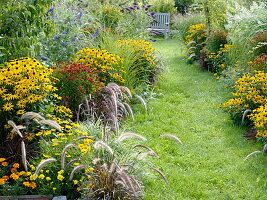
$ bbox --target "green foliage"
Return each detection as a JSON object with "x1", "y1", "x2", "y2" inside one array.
[
  {"x1": 0, "y1": 0, "x2": 54, "y2": 62},
  {"x1": 205, "y1": 29, "x2": 229, "y2": 72},
  {"x1": 99, "y1": 5, "x2": 122, "y2": 28},
  {"x1": 117, "y1": 3, "x2": 154, "y2": 39},
  {"x1": 39, "y1": 0, "x2": 98, "y2": 63},
  {"x1": 149, "y1": 0, "x2": 177, "y2": 15},
  {"x1": 174, "y1": 0, "x2": 194, "y2": 14}
]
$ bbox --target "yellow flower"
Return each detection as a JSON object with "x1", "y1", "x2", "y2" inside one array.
[
  {"x1": 3, "y1": 103, "x2": 14, "y2": 111},
  {"x1": 0, "y1": 158, "x2": 6, "y2": 162},
  {"x1": 58, "y1": 170, "x2": 64, "y2": 175},
  {"x1": 38, "y1": 174, "x2": 45, "y2": 179},
  {"x1": 30, "y1": 165, "x2": 35, "y2": 170},
  {"x1": 57, "y1": 175, "x2": 64, "y2": 181},
  {"x1": 46, "y1": 177, "x2": 51, "y2": 181},
  {"x1": 73, "y1": 180, "x2": 78, "y2": 184}
]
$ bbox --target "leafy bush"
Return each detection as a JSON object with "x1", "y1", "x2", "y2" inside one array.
[
  {"x1": 174, "y1": 0, "x2": 194, "y2": 14},
  {"x1": 53, "y1": 62, "x2": 103, "y2": 112},
  {"x1": 99, "y1": 5, "x2": 122, "y2": 29},
  {"x1": 0, "y1": 0, "x2": 54, "y2": 63},
  {"x1": 39, "y1": 1, "x2": 98, "y2": 63},
  {"x1": 205, "y1": 29, "x2": 229, "y2": 72},
  {"x1": 149, "y1": 0, "x2": 177, "y2": 15},
  {"x1": 117, "y1": 3, "x2": 154, "y2": 39},
  {"x1": 248, "y1": 53, "x2": 267, "y2": 72}
]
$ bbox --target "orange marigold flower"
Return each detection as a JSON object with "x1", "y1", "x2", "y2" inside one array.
[
  {"x1": 2, "y1": 176, "x2": 9, "y2": 180},
  {"x1": 29, "y1": 182, "x2": 37, "y2": 189},
  {"x1": 0, "y1": 179, "x2": 5, "y2": 185},
  {"x1": 0, "y1": 158, "x2": 6, "y2": 162},
  {"x1": 13, "y1": 163, "x2": 20, "y2": 168},
  {"x1": 2, "y1": 162, "x2": 8, "y2": 166},
  {"x1": 10, "y1": 168, "x2": 17, "y2": 173},
  {"x1": 10, "y1": 173, "x2": 19, "y2": 180},
  {"x1": 23, "y1": 181, "x2": 31, "y2": 187}
]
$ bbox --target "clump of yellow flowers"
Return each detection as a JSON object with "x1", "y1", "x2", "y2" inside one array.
[
  {"x1": 74, "y1": 48, "x2": 125, "y2": 84},
  {"x1": 222, "y1": 71, "x2": 267, "y2": 138},
  {"x1": 185, "y1": 24, "x2": 206, "y2": 45},
  {"x1": 0, "y1": 57, "x2": 57, "y2": 115}
]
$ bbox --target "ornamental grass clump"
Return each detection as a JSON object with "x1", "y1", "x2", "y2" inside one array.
[
  {"x1": 74, "y1": 48, "x2": 125, "y2": 85},
  {"x1": 78, "y1": 83, "x2": 135, "y2": 133},
  {"x1": 99, "y1": 5, "x2": 122, "y2": 29},
  {"x1": 117, "y1": 39, "x2": 160, "y2": 88},
  {"x1": 53, "y1": 62, "x2": 103, "y2": 113}
]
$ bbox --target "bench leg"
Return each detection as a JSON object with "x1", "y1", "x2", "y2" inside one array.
[{"x1": 164, "y1": 30, "x2": 169, "y2": 39}]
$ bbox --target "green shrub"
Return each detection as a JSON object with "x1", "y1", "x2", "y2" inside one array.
[
  {"x1": 149, "y1": 0, "x2": 177, "y2": 15},
  {"x1": 0, "y1": 0, "x2": 54, "y2": 63},
  {"x1": 205, "y1": 29, "x2": 229, "y2": 72}
]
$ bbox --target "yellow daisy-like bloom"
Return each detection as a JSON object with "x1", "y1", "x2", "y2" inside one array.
[
  {"x1": 46, "y1": 177, "x2": 51, "y2": 181},
  {"x1": 16, "y1": 109, "x2": 26, "y2": 115},
  {"x1": 3, "y1": 103, "x2": 14, "y2": 111}
]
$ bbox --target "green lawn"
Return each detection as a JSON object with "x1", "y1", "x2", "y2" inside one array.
[{"x1": 127, "y1": 39, "x2": 267, "y2": 200}]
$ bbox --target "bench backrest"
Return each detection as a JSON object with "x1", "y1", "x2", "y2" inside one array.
[{"x1": 151, "y1": 13, "x2": 170, "y2": 29}]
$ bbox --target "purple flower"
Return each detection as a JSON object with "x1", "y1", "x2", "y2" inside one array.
[
  {"x1": 40, "y1": 56, "x2": 49, "y2": 61},
  {"x1": 53, "y1": 36, "x2": 60, "y2": 39},
  {"x1": 71, "y1": 37, "x2": 79, "y2": 41},
  {"x1": 151, "y1": 40, "x2": 157, "y2": 42},
  {"x1": 133, "y1": 2, "x2": 138, "y2": 6},
  {"x1": 47, "y1": 6, "x2": 55, "y2": 13},
  {"x1": 92, "y1": 29, "x2": 99, "y2": 38},
  {"x1": 76, "y1": 10, "x2": 84, "y2": 19},
  {"x1": 85, "y1": 3, "x2": 88, "y2": 7}
]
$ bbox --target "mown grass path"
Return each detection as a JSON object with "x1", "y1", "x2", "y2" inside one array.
[{"x1": 128, "y1": 39, "x2": 267, "y2": 200}]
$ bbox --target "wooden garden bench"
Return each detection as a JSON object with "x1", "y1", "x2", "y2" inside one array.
[{"x1": 150, "y1": 13, "x2": 170, "y2": 39}]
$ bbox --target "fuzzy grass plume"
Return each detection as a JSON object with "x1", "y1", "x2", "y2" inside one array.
[
  {"x1": 117, "y1": 132, "x2": 147, "y2": 142},
  {"x1": 159, "y1": 134, "x2": 183, "y2": 145}
]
